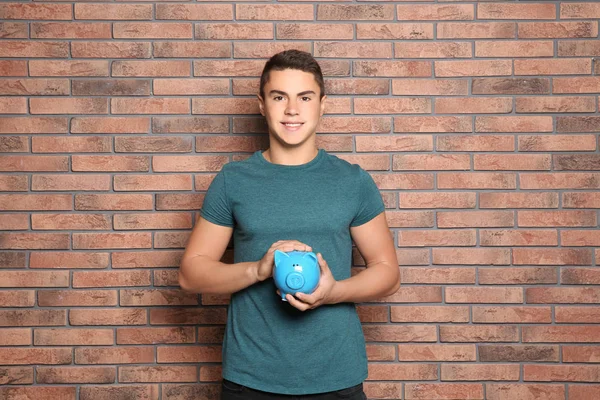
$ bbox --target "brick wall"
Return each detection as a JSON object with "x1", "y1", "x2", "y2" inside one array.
[{"x1": 1, "y1": 1, "x2": 599, "y2": 399}]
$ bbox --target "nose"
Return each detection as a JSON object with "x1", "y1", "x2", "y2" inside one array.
[{"x1": 285, "y1": 99, "x2": 298, "y2": 116}]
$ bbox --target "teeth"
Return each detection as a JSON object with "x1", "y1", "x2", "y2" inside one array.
[{"x1": 284, "y1": 123, "x2": 302, "y2": 127}]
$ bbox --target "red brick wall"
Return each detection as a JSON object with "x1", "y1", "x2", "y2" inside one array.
[{"x1": 1, "y1": 1, "x2": 599, "y2": 399}]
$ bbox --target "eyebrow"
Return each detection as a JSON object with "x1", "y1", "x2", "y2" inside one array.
[{"x1": 268, "y1": 90, "x2": 316, "y2": 97}]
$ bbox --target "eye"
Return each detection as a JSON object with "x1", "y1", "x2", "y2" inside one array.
[
  {"x1": 301, "y1": 96, "x2": 311, "y2": 101},
  {"x1": 273, "y1": 96, "x2": 284, "y2": 101}
]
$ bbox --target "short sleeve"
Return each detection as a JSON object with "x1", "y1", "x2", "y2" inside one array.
[
  {"x1": 350, "y1": 168, "x2": 385, "y2": 227},
  {"x1": 200, "y1": 168, "x2": 234, "y2": 227}
]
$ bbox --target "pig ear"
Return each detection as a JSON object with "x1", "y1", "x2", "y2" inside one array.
[
  {"x1": 274, "y1": 250, "x2": 289, "y2": 265},
  {"x1": 303, "y1": 252, "x2": 318, "y2": 264}
]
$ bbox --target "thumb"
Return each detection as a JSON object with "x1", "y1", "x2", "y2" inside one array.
[{"x1": 317, "y1": 253, "x2": 330, "y2": 272}]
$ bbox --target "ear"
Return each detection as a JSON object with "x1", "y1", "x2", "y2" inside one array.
[
  {"x1": 319, "y1": 94, "x2": 327, "y2": 117},
  {"x1": 257, "y1": 94, "x2": 266, "y2": 116},
  {"x1": 303, "y1": 252, "x2": 318, "y2": 264},
  {"x1": 274, "y1": 250, "x2": 289, "y2": 265}
]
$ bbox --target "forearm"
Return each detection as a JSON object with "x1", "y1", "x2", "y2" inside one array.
[
  {"x1": 331, "y1": 262, "x2": 400, "y2": 304},
  {"x1": 178, "y1": 255, "x2": 260, "y2": 295}
]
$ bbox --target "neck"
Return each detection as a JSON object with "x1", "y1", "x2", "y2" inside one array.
[{"x1": 263, "y1": 142, "x2": 319, "y2": 166}]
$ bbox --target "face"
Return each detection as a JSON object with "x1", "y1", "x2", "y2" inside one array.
[{"x1": 258, "y1": 69, "x2": 326, "y2": 148}]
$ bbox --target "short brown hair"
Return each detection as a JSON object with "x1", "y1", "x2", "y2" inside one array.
[{"x1": 259, "y1": 50, "x2": 325, "y2": 99}]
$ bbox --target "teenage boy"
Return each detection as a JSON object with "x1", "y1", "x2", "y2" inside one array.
[{"x1": 179, "y1": 50, "x2": 400, "y2": 399}]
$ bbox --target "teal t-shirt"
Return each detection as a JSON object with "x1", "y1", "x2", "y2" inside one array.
[{"x1": 200, "y1": 148, "x2": 385, "y2": 395}]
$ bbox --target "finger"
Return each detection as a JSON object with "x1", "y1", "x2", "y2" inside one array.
[
  {"x1": 317, "y1": 253, "x2": 330, "y2": 272},
  {"x1": 286, "y1": 294, "x2": 309, "y2": 311},
  {"x1": 294, "y1": 291, "x2": 317, "y2": 306}
]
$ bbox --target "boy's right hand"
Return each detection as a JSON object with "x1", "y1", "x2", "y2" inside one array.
[{"x1": 255, "y1": 240, "x2": 313, "y2": 282}]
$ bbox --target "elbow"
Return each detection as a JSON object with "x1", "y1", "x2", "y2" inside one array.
[
  {"x1": 385, "y1": 268, "x2": 401, "y2": 296},
  {"x1": 178, "y1": 260, "x2": 199, "y2": 293}
]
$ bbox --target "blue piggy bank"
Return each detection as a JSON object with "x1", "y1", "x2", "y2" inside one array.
[{"x1": 274, "y1": 250, "x2": 320, "y2": 301}]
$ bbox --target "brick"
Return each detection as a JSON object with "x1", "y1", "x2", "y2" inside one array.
[
  {"x1": 326, "y1": 79, "x2": 389, "y2": 96},
  {"x1": 157, "y1": 346, "x2": 221, "y2": 363},
  {"x1": 355, "y1": 98, "x2": 431, "y2": 114},
  {"x1": 154, "y1": 270, "x2": 180, "y2": 287},
  {"x1": 398, "y1": 193, "x2": 475, "y2": 209},
  {"x1": 437, "y1": 211, "x2": 514, "y2": 228},
  {"x1": 30, "y1": 60, "x2": 108, "y2": 77},
  {"x1": 192, "y1": 98, "x2": 257, "y2": 115},
  {"x1": 112, "y1": 251, "x2": 182, "y2": 268},
  {"x1": 437, "y1": 22, "x2": 515, "y2": 39},
  {"x1": 397, "y1": 5, "x2": 474, "y2": 21},
  {"x1": 442, "y1": 364, "x2": 520, "y2": 381},
  {"x1": 436, "y1": 97, "x2": 512, "y2": 114},
  {"x1": 117, "y1": 327, "x2": 195, "y2": 345},
  {"x1": 318, "y1": 117, "x2": 392, "y2": 133},
  {"x1": 516, "y1": 59, "x2": 591, "y2": 76},
  {"x1": 32, "y1": 174, "x2": 109, "y2": 191},
  {"x1": 0, "y1": 117, "x2": 68, "y2": 134},
  {"x1": 364, "y1": 325, "x2": 437, "y2": 343},
  {"x1": 555, "y1": 78, "x2": 600, "y2": 96},
  {"x1": 371, "y1": 286, "x2": 441, "y2": 304},
  {"x1": 154, "y1": 79, "x2": 228, "y2": 96},
  {"x1": 197, "y1": 327, "x2": 225, "y2": 344},
  {"x1": 318, "y1": 5, "x2": 394, "y2": 21},
  {"x1": 480, "y1": 345, "x2": 558, "y2": 362},
  {"x1": 75, "y1": 347, "x2": 154, "y2": 365},
  {"x1": 446, "y1": 287, "x2": 523, "y2": 304},
  {"x1": 521, "y1": 174, "x2": 600, "y2": 190},
  {"x1": 0, "y1": 348, "x2": 71, "y2": 365},
  {"x1": 163, "y1": 384, "x2": 220, "y2": 399},
  {"x1": 0, "y1": 194, "x2": 71, "y2": 210},
  {"x1": 154, "y1": 42, "x2": 230, "y2": 59},
  {"x1": 35, "y1": 329, "x2": 114, "y2": 346},
  {"x1": 120, "y1": 289, "x2": 197, "y2": 307},
  {"x1": 387, "y1": 211, "x2": 434, "y2": 228},
  {"x1": 395, "y1": 42, "x2": 472, "y2": 58},
  {"x1": 71, "y1": 117, "x2": 149, "y2": 134},
  {"x1": 394, "y1": 116, "x2": 471, "y2": 132},
  {"x1": 38, "y1": 290, "x2": 117, "y2": 307},
  {"x1": 354, "y1": 61, "x2": 431, "y2": 77},
  {"x1": 437, "y1": 172, "x2": 516, "y2": 189},
  {"x1": 476, "y1": 116, "x2": 552, "y2": 132},
  {"x1": 75, "y1": 194, "x2": 152, "y2": 211},
  {"x1": 75, "y1": 4, "x2": 151, "y2": 20},
  {"x1": 472, "y1": 78, "x2": 550, "y2": 95},
  {"x1": 72, "y1": 42, "x2": 151, "y2": 59},
  {"x1": 0, "y1": 78, "x2": 61, "y2": 96},
  {"x1": 32, "y1": 137, "x2": 111, "y2": 153},
  {"x1": 112, "y1": 98, "x2": 189, "y2": 114},
  {"x1": 31, "y1": 214, "x2": 110, "y2": 230},
  {"x1": 31, "y1": 22, "x2": 110, "y2": 39},
  {"x1": 368, "y1": 364, "x2": 437, "y2": 381},
  {"x1": 152, "y1": 117, "x2": 228, "y2": 133},
  {"x1": 157, "y1": 4, "x2": 232, "y2": 20},
  {"x1": 193, "y1": 60, "x2": 273, "y2": 77},
  {"x1": 519, "y1": 22, "x2": 598, "y2": 39},
  {"x1": 0, "y1": 3, "x2": 71, "y2": 20},
  {"x1": 70, "y1": 309, "x2": 146, "y2": 326},
  {"x1": 73, "y1": 233, "x2": 152, "y2": 250},
  {"x1": 515, "y1": 248, "x2": 592, "y2": 265},
  {"x1": 393, "y1": 154, "x2": 469, "y2": 171},
  {"x1": 371, "y1": 173, "x2": 434, "y2": 190},
  {"x1": 480, "y1": 193, "x2": 558, "y2": 209},
  {"x1": 399, "y1": 229, "x2": 475, "y2": 247},
  {"x1": 0, "y1": 367, "x2": 32, "y2": 385},
  {"x1": 0, "y1": 22, "x2": 27, "y2": 39},
  {"x1": 0, "y1": 252, "x2": 26, "y2": 268},
  {"x1": 558, "y1": 116, "x2": 600, "y2": 132},
  {"x1": 476, "y1": 41, "x2": 553, "y2": 57},
  {"x1": 529, "y1": 286, "x2": 600, "y2": 303},
  {"x1": 357, "y1": 23, "x2": 433, "y2": 40},
  {"x1": 112, "y1": 61, "x2": 189, "y2": 77},
  {"x1": 150, "y1": 308, "x2": 226, "y2": 325},
  {"x1": 517, "y1": 96, "x2": 595, "y2": 113},
  {"x1": 114, "y1": 175, "x2": 192, "y2": 191},
  {"x1": 0, "y1": 214, "x2": 28, "y2": 231},
  {"x1": 234, "y1": 42, "x2": 311, "y2": 59},
  {"x1": 115, "y1": 137, "x2": 192, "y2": 153},
  {"x1": 561, "y1": 3, "x2": 600, "y2": 19},
  {"x1": 0, "y1": 97, "x2": 26, "y2": 114},
  {"x1": 0, "y1": 136, "x2": 28, "y2": 152},
  {"x1": 433, "y1": 248, "x2": 510, "y2": 265},
  {"x1": 473, "y1": 305, "x2": 552, "y2": 323},
  {"x1": 72, "y1": 155, "x2": 148, "y2": 172},
  {"x1": 570, "y1": 384, "x2": 600, "y2": 400},
  {"x1": 30, "y1": 98, "x2": 108, "y2": 115},
  {"x1": 0, "y1": 41, "x2": 68, "y2": 58},
  {"x1": 487, "y1": 384, "x2": 565, "y2": 400},
  {"x1": 72, "y1": 271, "x2": 151, "y2": 288},
  {"x1": 357, "y1": 306, "x2": 388, "y2": 324},
  {"x1": 555, "y1": 154, "x2": 600, "y2": 170},
  {"x1": 0, "y1": 291, "x2": 34, "y2": 307},
  {"x1": 0, "y1": 156, "x2": 69, "y2": 172},
  {"x1": 392, "y1": 305, "x2": 469, "y2": 322},
  {"x1": 436, "y1": 60, "x2": 512, "y2": 77},
  {"x1": 119, "y1": 366, "x2": 196, "y2": 383},
  {"x1": 563, "y1": 345, "x2": 600, "y2": 362},
  {"x1": 315, "y1": 42, "x2": 392, "y2": 58},
  {"x1": 0, "y1": 60, "x2": 27, "y2": 76},
  {"x1": 479, "y1": 3, "x2": 555, "y2": 20},
  {"x1": 559, "y1": 40, "x2": 600, "y2": 56},
  {"x1": 562, "y1": 229, "x2": 600, "y2": 247},
  {"x1": 114, "y1": 213, "x2": 192, "y2": 230},
  {"x1": 524, "y1": 364, "x2": 600, "y2": 382},
  {"x1": 153, "y1": 156, "x2": 227, "y2": 173},
  {"x1": 0, "y1": 271, "x2": 68, "y2": 287},
  {"x1": 154, "y1": 231, "x2": 199, "y2": 249},
  {"x1": 114, "y1": 23, "x2": 192, "y2": 39},
  {"x1": 564, "y1": 193, "x2": 600, "y2": 208},
  {"x1": 480, "y1": 229, "x2": 557, "y2": 247},
  {"x1": 474, "y1": 154, "x2": 551, "y2": 171},
  {"x1": 366, "y1": 345, "x2": 395, "y2": 361},
  {"x1": 80, "y1": 385, "x2": 159, "y2": 400},
  {"x1": 440, "y1": 326, "x2": 518, "y2": 343},
  {"x1": 196, "y1": 23, "x2": 272, "y2": 40},
  {"x1": 398, "y1": 344, "x2": 475, "y2": 362},
  {"x1": 0, "y1": 310, "x2": 65, "y2": 327},
  {"x1": 37, "y1": 366, "x2": 115, "y2": 384},
  {"x1": 277, "y1": 23, "x2": 352, "y2": 40},
  {"x1": 405, "y1": 383, "x2": 483, "y2": 400},
  {"x1": 72, "y1": 79, "x2": 150, "y2": 96},
  {"x1": 237, "y1": 4, "x2": 312, "y2": 20},
  {"x1": 562, "y1": 268, "x2": 600, "y2": 284}
]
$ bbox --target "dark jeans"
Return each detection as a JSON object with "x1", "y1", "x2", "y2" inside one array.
[{"x1": 221, "y1": 379, "x2": 367, "y2": 400}]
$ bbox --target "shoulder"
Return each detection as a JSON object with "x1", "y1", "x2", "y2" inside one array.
[{"x1": 322, "y1": 151, "x2": 367, "y2": 179}]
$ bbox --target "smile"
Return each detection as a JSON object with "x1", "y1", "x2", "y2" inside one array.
[{"x1": 281, "y1": 122, "x2": 304, "y2": 131}]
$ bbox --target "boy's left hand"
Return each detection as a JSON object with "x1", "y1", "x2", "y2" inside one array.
[{"x1": 283, "y1": 253, "x2": 339, "y2": 311}]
